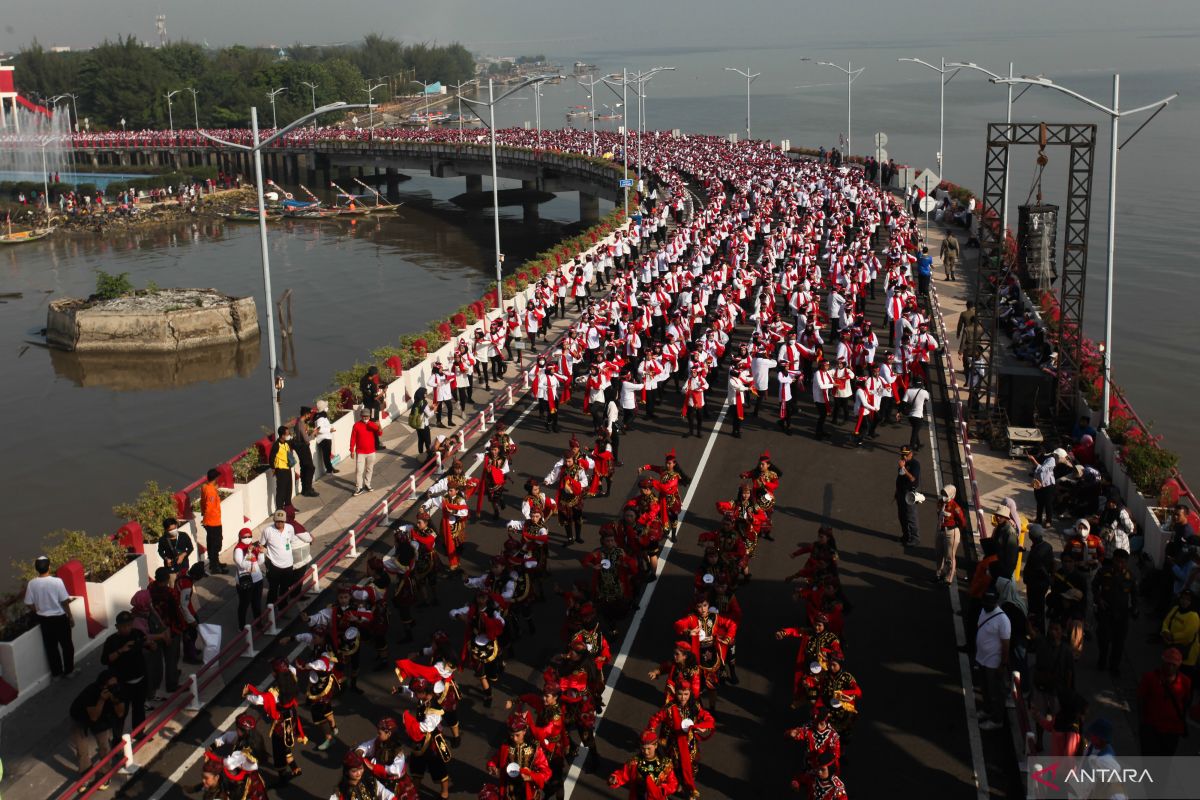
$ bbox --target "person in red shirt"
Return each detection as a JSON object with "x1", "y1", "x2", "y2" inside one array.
[
  {"x1": 349, "y1": 408, "x2": 383, "y2": 496},
  {"x1": 1136, "y1": 647, "x2": 1193, "y2": 756}
]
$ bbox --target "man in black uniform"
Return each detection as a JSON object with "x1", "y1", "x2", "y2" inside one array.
[
  {"x1": 895, "y1": 446, "x2": 921, "y2": 546},
  {"x1": 1093, "y1": 548, "x2": 1137, "y2": 677}
]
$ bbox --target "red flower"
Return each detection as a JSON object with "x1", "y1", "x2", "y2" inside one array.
[
  {"x1": 451, "y1": 313, "x2": 467, "y2": 330},
  {"x1": 517, "y1": 271, "x2": 529, "y2": 282},
  {"x1": 413, "y1": 338, "x2": 428, "y2": 356},
  {"x1": 437, "y1": 322, "x2": 452, "y2": 339}
]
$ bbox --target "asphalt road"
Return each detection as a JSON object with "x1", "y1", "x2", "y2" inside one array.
[{"x1": 123, "y1": 309, "x2": 981, "y2": 800}]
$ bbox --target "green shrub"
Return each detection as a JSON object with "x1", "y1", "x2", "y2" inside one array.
[
  {"x1": 94, "y1": 270, "x2": 134, "y2": 300},
  {"x1": 13, "y1": 529, "x2": 130, "y2": 584},
  {"x1": 0, "y1": 593, "x2": 36, "y2": 642},
  {"x1": 231, "y1": 450, "x2": 261, "y2": 483},
  {"x1": 1121, "y1": 432, "x2": 1179, "y2": 498},
  {"x1": 112, "y1": 480, "x2": 177, "y2": 543}
]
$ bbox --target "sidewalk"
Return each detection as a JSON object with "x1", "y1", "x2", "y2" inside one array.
[
  {"x1": 0, "y1": 293, "x2": 595, "y2": 799},
  {"x1": 930, "y1": 223, "x2": 1200, "y2": 765}
]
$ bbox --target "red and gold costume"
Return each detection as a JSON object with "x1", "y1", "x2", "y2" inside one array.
[{"x1": 646, "y1": 692, "x2": 714, "y2": 796}]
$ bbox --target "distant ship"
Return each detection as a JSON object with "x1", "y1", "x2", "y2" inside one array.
[{"x1": 573, "y1": 61, "x2": 596, "y2": 75}]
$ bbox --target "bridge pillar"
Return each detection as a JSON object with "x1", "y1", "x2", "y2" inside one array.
[
  {"x1": 385, "y1": 168, "x2": 401, "y2": 202},
  {"x1": 521, "y1": 180, "x2": 539, "y2": 224},
  {"x1": 337, "y1": 166, "x2": 352, "y2": 183},
  {"x1": 464, "y1": 174, "x2": 483, "y2": 195},
  {"x1": 289, "y1": 155, "x2": 299, "y2": 185},
  {"x1": 579, "y1": 192, "x2": 600, "y2": 225}
]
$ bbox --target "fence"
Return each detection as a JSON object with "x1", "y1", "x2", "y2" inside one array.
[{"x1": 56, "y1": 315, "x2": 573, "y2": 798}]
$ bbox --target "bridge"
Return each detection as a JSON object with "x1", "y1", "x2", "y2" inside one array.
[{"x1": 69, "y1": 139, "x2": 629, "y2": 224}]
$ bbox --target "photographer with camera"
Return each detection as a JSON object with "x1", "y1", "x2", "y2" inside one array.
[{"x1": 68, "y1": 670, "x2": 126, "y2": 791}]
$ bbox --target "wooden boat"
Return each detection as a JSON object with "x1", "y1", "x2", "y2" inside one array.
[
  {"x1": 222, "y1": 208, "x2": 281, "y2": 222},
  {"x1": 0, "y1": 227, "x2": 52, "y2": 244}
]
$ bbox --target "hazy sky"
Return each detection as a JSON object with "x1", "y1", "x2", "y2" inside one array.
[{"x1": 3, "y1": 0, "x2": 1200, "y2": 62}]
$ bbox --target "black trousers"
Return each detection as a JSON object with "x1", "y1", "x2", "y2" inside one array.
[
  {"x1": 120, "y1": 679, "x2": 149, "y2": 730},
  {"x1": 298, "y1": 457, "x2": 315, "y2": 494},
  {"x1": 909, "y1": 416, "x2": 924, "y2": 450},
  {"x1": 203, "y1": 524, "x2": 224, "y2": 568},
  {"x1": 266, "y1": 562, "x2": 295, "y2": 607},
  {"x1": 814, "y1": 402, "x2": 829, "y2": 438},
  {"x1": 1033, "y1": 486, "x2": 1057, "y2": 525},
  {"x1": 37, "y1": 613, "x2": 74, "y2": 676},
  {"x1": 318, "y1": 440, "x2": 334, "y2": 472},
  {"x1": 236, "y1": 577, "x2": 264, "y2": 629},
  {"x1": 417, "y1": 427, "x2": 432, "y2": 454},
  {"x1": 273, "y1": 468, "x2": 292, "y2": 511},
  {"x1": 1095, "y1": 613, "x2": 1130, "y2": 671}
]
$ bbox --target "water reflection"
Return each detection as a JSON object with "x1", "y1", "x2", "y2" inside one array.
[{"x1": 49, "y1": 336, "x2": 261, "y2": 391}]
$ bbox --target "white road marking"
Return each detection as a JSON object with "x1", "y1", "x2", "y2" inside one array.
[
  {"x1": 928, "y1": 399, "x2": 991, "y2": 800},
  {"x1": 563, "y1": 399, "x2": 731, "y2": 798}
]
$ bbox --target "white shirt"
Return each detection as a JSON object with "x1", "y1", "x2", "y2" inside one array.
[
  {"x1": 25, "y1": 575, "x2": 69, "y2": 616},
  {"x1": 259, "y1": 523, "x2": 312, "y2": 570},
  {"x1": 314, "y1": 416, "x2": 332, "y2": 444},
  {"x1": 975, "y1": 608, "x2": 1012, "y2": 669},
  {"x1": 903, "y1": 386, "x2": 931, "y2": 419}
]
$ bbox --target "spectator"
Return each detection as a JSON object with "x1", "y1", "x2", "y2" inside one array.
[
  {"x1": 233, "y1": 527, "x2": 266, "y2": 629},
  {"x1": 1071, "y1": 434, "x2": 1096, "y2": 467},
  {"x1": 938, "y1": 232, "x2": 960, "y2": 281},
  {"x1": 68, "y1": 670, "x2": 125, "y2": 791},
  {"x1": 1049, "y1": 692, "x2": 1088, "y2": 756},
  {"x1": 989, "y1": 504, "x2": 1020, "y2": 580},
  {"x1": 915, "y1": 246, "x2": 933, "y2": 297},
  {"x1": 129, "y1": 589, "x2": 167, "y2": 705},
  {"x1": 260, "y1": 509, "x2": 312, "y2": 607},
  {"x1": 313, "y1": 400, "x2": 337, "y2": 475},
  {"x1": 23, "y1": 555, "x2": 74, "y2": 677},
  {"x1": 199, "y1": 468, "x2": 228, "y2": 574},
  {"x1": 976, "y1": 589, "x2": 1011, "y2": 731},
  {"x1": 294, "y1": 406, "x2": 319, "y2": 498},
  {"x1": 1023, "y1": 525, "x2": 1055, "y2": 633},
  {"x1": 1049, "y1": 553, "x2": 1088, "y2": 660},
  {"x1": 1136, "y1": 648, "x2": 1192, "y2": 756},
  {"x1": 1071, "y1": 415, "x2": 1097, "y2": 443},
  {"x1": 1160, "y1": 590, "x2": 1199, "y2": 688},
  {"x1": 1029, "y1": 619, "x2": 1075, "y2": 752},
  {"x1": 1092, "y1": 548, "x2": 1136, "y2": 677},
  {"x1": 102, "y1": 611, "x2": 149, "y2": 729},
  {"x1": 1029, "y1": 448, "x2": 1068, "y2": 526},
  {"x1": 156, "y1": 517, "x2": 194, "y2": 576},
  {"x1": 268, "y1": 425, "x2": 296, "y2": 512},
  {"x1": 359, "y1": 365, "x2": 383, "y2": 425},
  {"x1": 177, "y1": 563, "x2": 206, "y2": 664},
  {"x1": 933, "y1": 485, "x2": 966, "y2": 585},
  {"x1": 349, "y1": 408, "x2": 382, "y2": 496},
  {"x1": 410, "y1": 387, "x2": 433, "y2": 457},
  {"x1": 148, "y1": 566, "x2": 185, "y2": 692}
]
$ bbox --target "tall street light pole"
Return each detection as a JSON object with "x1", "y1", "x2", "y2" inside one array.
[
  {"x1": 601, "y1": 70, "x2": 631, "y2": 216},
  {"x1": 199, "y1": 101, "x2": 368, "y2": 431},
  {"x1": 816, "y1": 61, "x2": 864, "y2": 158},
  {"x1": 897, "y1": 57, "x2": 959, "y2": 180},
  {"x1": 577, "y1": 74, "x2": 604, "y2": 155},
  {"x1": 458, "y1": 76, "x2": 553, "y2": 305},
  {"x1": 165, "y1": 89, "x2": 180, "y2": 142},
  {"x1": 184, "y1": 87, "x2": 199, "y2": 128},
  {"x1": 266, "y1": 87, "x2": 286, "y2": 129},
  {"x1": 450, "y1": 79, "x2": 477, "y2": 141},
  {"x1": 945, "y1": 61, "x2": 1036, "y2": 249},
  {"x1": 724, "y1": 66, "x2": 761, "y2": 141},
  {"x1": 365, "y1": 82, "x2": 386, "y2": 129},
  {"x1": 993, "y1": 75, "x2": 1177, "y2": 428}
]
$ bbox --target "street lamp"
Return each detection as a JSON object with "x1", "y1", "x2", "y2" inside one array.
[
  {"x1": 165, "y1": 89, "x2": 181, "y2": 142},
  {"x1": 623, "y1": 66, "x2": 675, "y2": 176},
  {"x1": 815, "y1": 61, "x2": 865, "y2": 158},
  {"x1": 184, "y1": 87, "x2": 199, "y2": 129},
  {"x1": 450, "y1": 79, "x2": 477, "y2": 140},
  {"x1": 577, "y1": 74, "x2": 605, "y2": 155},
  {"x1": 724, "y1": 67, "x2": 761, "y2": 141},
  {"x1": 600, "y1": 70, "x2": 632, "y2": 216},
  {"x1": 992, "y1": 74, "x2": 1177, "y2": 428},
  {"x1": 120, "y1": 118, "x2": 126, "y2": 134},
  {"x1": 266, "y1": 88, "x2": 286, "y2": 129},
  {"x1": 300, "y1": 81, "x2": 318, "y2": 111},
  {"x1": 365, "y1": 81, "x2": 386, "y2": 129},
  {"x1": 199, "y1": 102, "x2": 368, "y2": 431},
  {"x1": 897, "y1": 57, "x2": 959, "y2": 179},
  {"x1": 37, "y1": 135, "x2": 64, "y2": 212},
  {"x1": 53, "y1": 92, "x2": 79, "y2": 131},
  {"x1": 458, "y1": 75, "x2": 553, "y2": 306},
  {"x1": 409, "y1": 79, "x2": 435, "y2": 129}
]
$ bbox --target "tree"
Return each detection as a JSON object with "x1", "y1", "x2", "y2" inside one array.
[{"x1": 77, "y1": 37, "x2": 173, "y2": 129}]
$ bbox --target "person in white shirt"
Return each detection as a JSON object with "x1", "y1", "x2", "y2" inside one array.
[
  {"x1": 313, "y1": 400, "x2": 336, "y2": 475},
  {"x1": 976, "y1": 589, "x2": 1011, "y2": 730},
  {"x1": 24, "y1": 556, "x2": 74, "y2": 676},
  {"x1": 232, "y1": 528, "x2": 266, "y2": 629},
  {"x1": 902, "y1": 379, "x2": 932, "y2": 452},
  {"x1": 259, "y1": 510, "x2": 313, "y2": 607}
]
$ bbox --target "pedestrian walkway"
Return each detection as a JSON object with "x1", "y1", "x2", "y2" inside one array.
[
  {"x1": 0, "y1": 295, "x2": 595, "y2": 799},
  {"x1": 930, "y1": 221, "x2": 1200, "y2": 776}
]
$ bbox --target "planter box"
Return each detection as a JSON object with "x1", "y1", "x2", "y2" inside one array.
[
  {"x1": 1096, "y1": 431, "x2": 1116, "y2": 476},
  {"x1": 1140, "y1": 501, "x2": 1170, "y2": 568},
  {"x1": 240, "y1": 471, "x2": 271, "y2": 530},
  {"x1": 84, "y1": 555, "x2": 149, "y2": 629},
  {"x1": 328, "y1": 410, "x2": 355, "y2": 470},
  {"x1": 220, "y1": 484, "x2": 247, "y2": 530},
  {"x1": 0, "y1": 599, "x2": 89, "y2": 694}
]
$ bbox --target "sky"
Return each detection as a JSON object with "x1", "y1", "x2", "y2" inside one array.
[{"x1": 3, "y1": 0, "x2": 1200, "y2": 64}]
